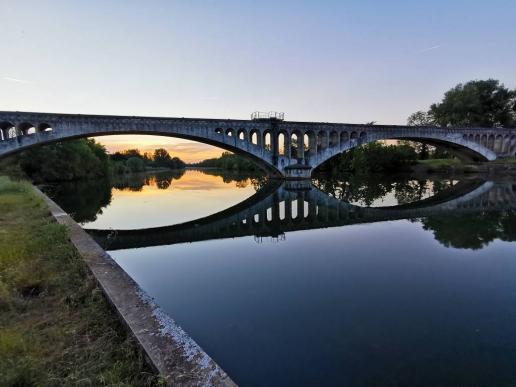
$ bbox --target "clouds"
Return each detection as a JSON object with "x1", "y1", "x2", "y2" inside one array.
[
  {"x1": 415, "y1": 45, "x2": 442, "y2": 54},
  {"x1": 3, "y1": 77, "x2": 31, "y2": 84}
]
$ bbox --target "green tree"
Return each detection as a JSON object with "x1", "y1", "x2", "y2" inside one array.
[
  {"x1": 15, "y1": 139, "x2": 110, "y2": 182},
  {"x1": 429, "y1": 79, "x2": 516, "y2": 127}
]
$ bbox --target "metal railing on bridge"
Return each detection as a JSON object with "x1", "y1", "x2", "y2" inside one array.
[{"x1": 251, "y1": 111, "x2": 285, "y2": 121}]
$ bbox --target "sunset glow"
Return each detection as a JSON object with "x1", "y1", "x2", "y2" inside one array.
[{"x1": 95, "y1": 135, "x2": 224, "y2": 163}]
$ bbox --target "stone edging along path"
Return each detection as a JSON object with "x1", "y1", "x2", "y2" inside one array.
[{"x1": 35, "y1": 187, "x2": 236, "y2": 387}]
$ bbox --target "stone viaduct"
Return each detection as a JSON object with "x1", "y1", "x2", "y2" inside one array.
[
  {"x1": 1, "y1": 111, "x2": 515, "y2": 179},
  {"x1": 88, "y1": 180, "x2": 516, "y2": 250}
]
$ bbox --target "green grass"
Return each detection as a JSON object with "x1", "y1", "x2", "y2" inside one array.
[{"x1": 0, "y1": 176, "x2": 162, "y2": 386}]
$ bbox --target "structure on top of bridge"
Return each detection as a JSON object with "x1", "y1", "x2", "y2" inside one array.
[{"x1": 0, "y1": 111, "x2": 515, "y2": 179}]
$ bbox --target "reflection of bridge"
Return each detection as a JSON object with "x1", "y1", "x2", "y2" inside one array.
[
  {"x1": 1, "y1": 111, "x2": 515, "y2": 178},
  {"x1": 88, "y1": 180, "x2": 516, "y2": 250}
]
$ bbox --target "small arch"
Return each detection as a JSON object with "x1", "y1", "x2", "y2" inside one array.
[
  {"x1": 38, "y1": 123, "x2": 53, "y2": 132},
  {"x1": 278, "y1": 133, "x2": 286, "y2": 156},
  {"x1": 250, "y1": 129, "x2": 259, "y2": 145},
  {"x1": 329, "y1": 131, "x2": 338, "y2": 148},
  {"x1": 317, "y1": 131, "x2": 328, "y2": 152},
  {"x1": 359, "y1": 132, "x2": 367, "y2": 143},
  {"x1": 237, "y1": 129, "x2": 246, "y2": 141},
  {"x1": 291, "y1": 132, "x2": 301, "y2": 158},
  {"x1": 225, "y1": 128, "x2": 234, "y2": 137},
  {"x1": 350, "y1": 131, "x2": 358, "y2": 140},
  {"x1": 215, "y1": 127, "x2": 223, "y2": 135},
  {"x1": 17, "y1": 122, "x2": 35, "y2": 135},
  {"x1": 304, "y1": 131, "x2": 316, "y2": 155},
  {"x1": 0, "y1": 121, "x2": 15, "y2": 140},
  {"x1": 474, "y1": 134, "x2": 480, "y2": 143},
  {"x1": 468, "y1": 134, "x2": 475, "y2": 142},
  {"x1": 340, "y1": 131, "x2": 349, "y2": 146},
  {"x1": 263, "y1": 131, "x2": 272, "y2": 151},
  {"x1": 304, "y1": 133, "x2": 310, "y2": 153},
  {"x1": 481, "y1": 134, "x2": 488, "y2": 147}
]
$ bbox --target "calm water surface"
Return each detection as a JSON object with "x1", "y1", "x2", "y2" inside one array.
[{"x1": 45, "y1": 170, "x2": 516, "y2": 386}]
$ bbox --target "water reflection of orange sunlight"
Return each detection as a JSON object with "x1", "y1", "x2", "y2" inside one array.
[
  {"x1": 95, "y1": 135, "x2": 224, "y2": 163},
  {"x1": 87, "y1": 170, "x2": 257, "y2": 229}
]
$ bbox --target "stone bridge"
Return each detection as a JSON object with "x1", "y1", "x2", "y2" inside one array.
[
  {"x1": 1, "y1": 111, "x2": 515, "y2": 178},
  {"x1": 88, "y1": 180, "x2": 516, "y2": 250}
]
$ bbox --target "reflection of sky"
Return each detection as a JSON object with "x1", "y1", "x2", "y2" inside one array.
[
  {"x1": 112, "y1": 219, "x2": 516, "y2": 386},
  {"x1": 83, "y1": 170, "x2": 256, "y2": 229}
]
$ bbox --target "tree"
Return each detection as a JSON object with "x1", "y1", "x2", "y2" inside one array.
[
  {"x1": 153, "y1": 148, "x2": 172, "y2": 167},
  {"x1": 429, "y1": 79, "x2": 516, "y2": 127},
  {"x1": 407, "y1": 111, "x2": 435, "y2": 126}
]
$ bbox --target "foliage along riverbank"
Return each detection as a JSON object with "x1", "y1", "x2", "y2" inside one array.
[
  {"x1": 0, "y1": 177, "x2": 160, "y2": 386},
  {"x1": 0, "y1": 140, "x2": 187, "y2": 183}
]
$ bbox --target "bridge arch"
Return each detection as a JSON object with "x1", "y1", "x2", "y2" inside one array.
[
  {"x1": 0, "y1": 112, "x2": 513, "y2": 179},
  {"x1": 310, "y1": 132, "x2": 499, "y2": 174}
]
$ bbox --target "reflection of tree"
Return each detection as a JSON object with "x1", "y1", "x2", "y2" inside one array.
[
  {"x1": 45, "y1": 178, "x2": 112, "y2": 223},
  {"x1": 314, "y1": 174, "x2": 449, "y2": 207},
  {"x1": 111, "y1": 170, "x2": 185, "y2": 191},
  {"x1": 422, "y1": 211, "x2": 516, "y2": 250},
  {"x1": 196, "y1": 169, "x2": 268, "y2": 191}
]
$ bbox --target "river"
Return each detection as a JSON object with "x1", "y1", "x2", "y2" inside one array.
[{"x1": 43, "y1": 169, "x2": 516, "y2": 386}]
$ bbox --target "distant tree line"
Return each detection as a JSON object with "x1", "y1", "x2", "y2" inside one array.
[
  {"x1": 110, "y1": 148, "x2": 185, "y2": 174},
  {"x1": 194, "y1": 152, "x2": 261, "y2": 172}
]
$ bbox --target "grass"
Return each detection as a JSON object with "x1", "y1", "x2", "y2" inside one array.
[{"x1": 0, "y1": 176, "x2": 162, "y2": 386}]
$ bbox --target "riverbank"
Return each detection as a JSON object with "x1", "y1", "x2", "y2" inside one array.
[{"x1": 0, "y1": 177, "x2": 160, "y2": 386}]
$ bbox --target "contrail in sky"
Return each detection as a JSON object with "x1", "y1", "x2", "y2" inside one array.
[{"x1": 3, "y1": 76, "x2": 30, "y2": 84}]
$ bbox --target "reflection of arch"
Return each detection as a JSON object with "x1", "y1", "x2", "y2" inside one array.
[
  {"x1": 481, "y1": 134, "x2": 487, "y2": 147},
  {"x1": 88, "y1": 179, "x2": 512, "y2": 250},
  {"x1": 494, "y1": 134, "x2": 503, "y2": 152},
  {"x1": 488, "y1": 134, "x2": 495, "y2": 149}
]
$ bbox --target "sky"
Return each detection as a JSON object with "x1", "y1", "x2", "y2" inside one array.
[{"x1": 1, "y1": 0, "x2": 515, "y2": 162}]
